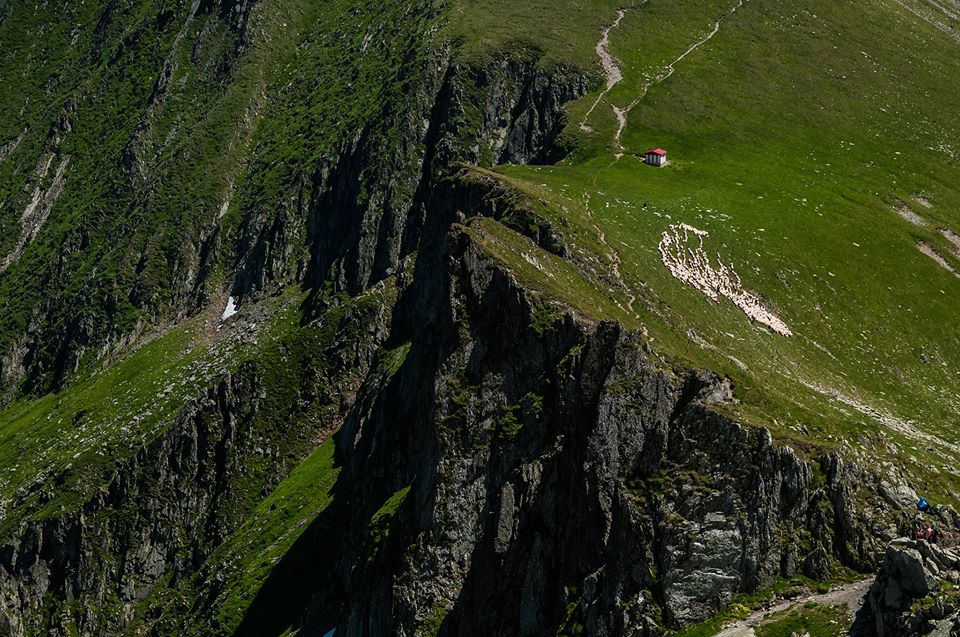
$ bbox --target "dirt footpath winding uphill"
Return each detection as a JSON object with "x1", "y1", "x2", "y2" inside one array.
[
  {"x1": 580, "y1": 8, "x2": 630, "y2": 131},
  {"x1": 615, "y1": 0, "x2": 748, "y2": 148},
  {"x1": 713, "y1": 578, "x2": 873, "y2": 636}
]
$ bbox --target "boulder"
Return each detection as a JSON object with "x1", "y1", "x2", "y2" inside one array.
[
  {"x1": 888, "y1": 546, "x2": 938, "y2": 597},
  {"x1": 869, "y1": 539, "x2": 960, "y2": 636},
  {"x1": 879, "y1": 479, "x2": 918, "y2": 510}
]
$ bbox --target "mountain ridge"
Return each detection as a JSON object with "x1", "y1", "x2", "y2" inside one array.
[{"x1": 1, "y1": 0, "x2": 959, "y2": 634}]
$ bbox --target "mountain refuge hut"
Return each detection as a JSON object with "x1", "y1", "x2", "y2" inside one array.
[{"x1": 644, "y1": 148, "x2": 667, "y2": 167}]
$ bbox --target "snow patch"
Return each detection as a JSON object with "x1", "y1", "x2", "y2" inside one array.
[
  {"x1": 659, "y1": 223, "x2": 792, "y2": 336},
  {"x1": 894, "y1": 201, "x2": 927, "y2": 227},
  {"x1": 939, "y1": 228, "x2": 960, "y2": 258},
  {"x1": 222, "y1": 296, "x2": 238, "y2": 320},
  {"x1": 2, "y1": 155, "x2": 70, "y2": 272},
  {"x1": 917, "y1": 241, "x2": 959, "y2": 277}
]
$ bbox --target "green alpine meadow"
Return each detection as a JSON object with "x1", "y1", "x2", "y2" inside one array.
[{"x1": 1, "y1": 0, "x2": 960, "y2": 635}]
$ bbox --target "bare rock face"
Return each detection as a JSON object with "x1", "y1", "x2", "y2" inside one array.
[
  {"x1": 0, "y1": 30, "x2": 596, "y2": 636},
  {"x1": 868, "y1": 538, "x2": 960, "y2": 636},
  {"x1": 471, "y1": 60, "x2": 591, "y2": 165},
  {"x1": 661, "y1": 511, "x2": 743, "y2": 624},
  {"x1": 294, "y1": 213, "x2": 907, "y2": 637},
  {"x1": 879, "y1": 479, "x2": 919, "y2": 511},
  {"x1": 886, "y1": 544, "x2": 937, "y2": 600}
]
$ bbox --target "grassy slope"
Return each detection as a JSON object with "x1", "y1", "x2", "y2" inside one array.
[
  {"x1": 0, "y1": 0, "x2": 255, "y2": 355},
  {"x1": 452, "y1": 0, "x2": 960, "y2": 501},
  {"x1": 449, "y1": 0, "x2": 624, "y2": 66},
  {"x1": 0, "y1": 311, "x2": 225, "y2": 533},
  {"x1": 187, "y1": 435, "x2": 341, "y2": 634},
  {"x1": 0, "y1": 278, "x2": 395, "y2": 632},
  {"x1": 0, "y1": 0, "x2": 441, "y2": 392},
  {"x1": 0, "y1": 289, "x2": 297, "y2": 539},
  {"x1": 754, "y1": 603, "x2": 850, "y2": 637},
  {"x1": 134, "y1": 302, "x2": 411, "y2": 637}
]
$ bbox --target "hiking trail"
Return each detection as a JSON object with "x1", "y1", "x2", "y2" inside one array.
[
  {"x1": 580, "y1": 8, "x2": 629, "y2": 132},
  {"x1": 615, "y1": 0, "x2": 747, "y2": 149},
  {"x1": 713, "y1": 577, "x2": 872, "y2": 637},
  {"x1": 798, "y1": 378, "x2": 960, "y2": 463}
]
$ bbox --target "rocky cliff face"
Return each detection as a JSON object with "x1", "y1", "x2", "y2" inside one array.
[
  {"x1": 0, "y1": 370, "x2": 266, "y2": 636},
  {"x1": 0, "y1": 286, "x2": 393, "y2": 636},
  {"x1": 286, "y1": 204, "x2": 913, "y2": 636},
  {"x1": 0, "y1": 0, "x2": 265, "y2": 399}
]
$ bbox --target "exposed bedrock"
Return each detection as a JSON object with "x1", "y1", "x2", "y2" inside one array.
[
  {"x1": 0, "y1": 38, "x2": 593, "y2": 635},
  {"x1": 255, "y1": 196, "x2": 920, "y2": 636},
  {"x1": 868, "y1": 537, "x2": 960, "y2": 636}
]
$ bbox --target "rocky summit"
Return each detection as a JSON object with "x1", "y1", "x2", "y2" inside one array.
[{"x1": 1, "y1": 0, "x2": 960, "y2": 635}]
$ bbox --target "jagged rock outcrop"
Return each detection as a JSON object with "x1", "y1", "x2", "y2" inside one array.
[
  {"x1": 0, "y1": 371, "x2": 258, "y2": 636},
  {"x1": 228, "y1": 200, "x2": 913, "y2": 636},
  {"x1": 0, "y1": 366, "x2": 309, "y2": 636},
  {"x1": 868, "y1": 538, "x2": 960, "y2": 636},
  {"x1": 462, "y1": 58, "x2": 591, "y2": 165},
  {"x1": 1, "y1": 108, "x2": 919, "y2": 635},
  {"x1": 293, "y1": 50, "x2": 590, "y2": 300}
]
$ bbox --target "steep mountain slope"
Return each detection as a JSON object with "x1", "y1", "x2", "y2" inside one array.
[
  {"x1": 484, "y1": 0, "x2": 960, "y2": 478},
  {"x1": 0, "y1": 0, "x2": 959, "y2": 635}
]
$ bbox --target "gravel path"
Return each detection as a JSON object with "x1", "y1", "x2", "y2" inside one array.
[
  {"x1": 713, "y1": 578, "x2": 873, "y2": 637},
  {"x1": 580, "y1": 8, "x2": 629, "y2": 131}
]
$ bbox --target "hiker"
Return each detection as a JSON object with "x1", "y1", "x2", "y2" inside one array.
[
  {"x1": 918, "y1": 496, "x2": 932, "y2": 513},
  {"x1": 931, "y1": 523, "x2": 940, "y2": 544},
  {"x1": 925, "y1": 523, "x2": 935, "y2": 542},
  {"x1": 916, "y1": 526, "x2": 926, "y2": 541}
]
